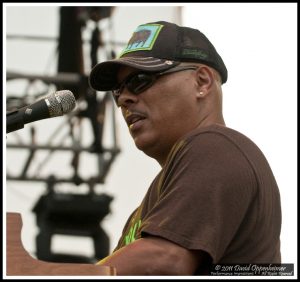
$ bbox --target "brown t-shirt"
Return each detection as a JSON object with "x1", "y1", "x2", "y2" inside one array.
[{"x1": 114, "y1": 124, "x2": 281, "y2": 274}]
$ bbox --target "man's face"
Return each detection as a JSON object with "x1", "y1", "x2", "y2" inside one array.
[{"x1": 116, "y1": 65, "x2": 201, "y2": 164}]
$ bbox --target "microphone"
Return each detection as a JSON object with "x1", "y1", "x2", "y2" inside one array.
[{"x1": 6, "y1": 90, "x2": 76, "y2": 133}]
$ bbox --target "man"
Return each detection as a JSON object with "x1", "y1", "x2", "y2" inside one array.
[{"x1": 89, "y1": 21, "x2": 281, "y2": 275}]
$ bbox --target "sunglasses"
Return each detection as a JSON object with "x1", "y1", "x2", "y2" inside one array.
[{"x1": 111, "y1": 65, "x2": 198, "y2": 104}]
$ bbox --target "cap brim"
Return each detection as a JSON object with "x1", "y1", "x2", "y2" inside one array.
[{"x1": 89, "y1": 56, "x2": 180, "y2": 91}]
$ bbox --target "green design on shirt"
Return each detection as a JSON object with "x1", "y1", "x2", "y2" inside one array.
[{"x1": 124, "y1": 219, "x2": 142, "y2": 245}]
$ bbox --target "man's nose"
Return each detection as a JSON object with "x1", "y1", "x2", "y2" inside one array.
[{"x1": 117, "y1": 89, "x2": 139, "y2": 107}]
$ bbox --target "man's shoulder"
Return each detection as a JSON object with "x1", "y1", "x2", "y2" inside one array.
[
  {"x1": 167, "y1": 124, "x2": 259, "y2": 167},
  {"x1": 184, "y1": 124, "x2": 248, "y2": 143},
  {"x1": 180, "y1": 124, "x2": 261, "y2": 157}
]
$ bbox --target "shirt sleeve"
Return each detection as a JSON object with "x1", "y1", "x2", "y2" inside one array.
[{"x1": 139, "y1": 131, "x2": 257, "y2": 263}]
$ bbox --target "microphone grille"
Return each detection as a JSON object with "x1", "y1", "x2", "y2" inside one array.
[
  {"x1": 46, "y1": 90, "x2": 76, "y2": 117},
  {"x1": 55, "y1": 90, "x2": 76, "y2": 114}
]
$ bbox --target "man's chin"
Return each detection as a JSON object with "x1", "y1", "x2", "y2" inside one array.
[{"x1": 134, "y1": 137, "x2": 155, "y2": 154}]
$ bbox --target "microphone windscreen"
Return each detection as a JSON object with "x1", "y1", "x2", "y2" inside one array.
[{"x1": 45, "y1": 90, "x2": 76, "y2": 117}]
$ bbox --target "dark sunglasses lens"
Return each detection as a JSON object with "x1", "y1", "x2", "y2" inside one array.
[{"x1": 128, "y1": 74, "x2": 155, "y2": 94}]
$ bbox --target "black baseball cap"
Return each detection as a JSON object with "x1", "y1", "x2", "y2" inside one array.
[{"x1": 89, "y1": 21, "x2": 227, "y2": 91}]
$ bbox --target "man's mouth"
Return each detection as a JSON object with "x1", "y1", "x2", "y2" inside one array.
[{"x1": 125, "y1": 111, "x2": 147, "y2": 127}]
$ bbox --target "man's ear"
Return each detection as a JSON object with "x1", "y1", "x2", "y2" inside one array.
[{"x1": 195, "y1": 66, "x2": 214, "y2": 98}]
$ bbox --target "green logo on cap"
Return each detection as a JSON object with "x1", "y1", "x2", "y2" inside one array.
[
  {"x1": 182, "y1": 48, "x2": 208, "y2": 59},
  {"x1": 120, "y1": 24, "x2": 163, "y2": 57}
]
